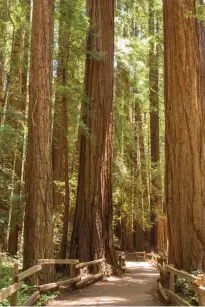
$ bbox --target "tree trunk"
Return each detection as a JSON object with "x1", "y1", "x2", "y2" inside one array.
[
  {"x1": 134, "y1": 98, "x2": 151, "y2": 251},
  {"x1": 23, "y1": 0, "x2": 54, "y2": 282},
  {"x1": 134, "y1": 223, "x2": 146, "y2": 251},
  {"x1": 8, "y1": 0, "x2": 30, "y2": 255},
  {"x1": 0, "y1": 21, "x2": 6, "y2": 109},
  {"x1": 53, "y1": 0, "x2": 70, "y2": 259},
  {"x1": 121, "y1": 216, "x2": 134, "y2": 252},
  {"x1": 149, "y1": 0, "x2": 161, "y2": 251},
  {"x1": 164, "y1": 0, "x2": 205, "y2": 271},
  {"x1": 70, "y1": 0, "x2": 118, "y2": 270}
]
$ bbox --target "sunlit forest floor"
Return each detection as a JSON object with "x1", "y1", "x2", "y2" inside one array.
[{"x1": 48, "y1": 262, "x2": 164, "y2": 306}]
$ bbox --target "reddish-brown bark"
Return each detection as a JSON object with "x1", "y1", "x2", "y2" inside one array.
[
  {"x1": 52, "y1": 0, "x2": 70, "y2": 259},
  {"x1": 70, "y1": 0, "x2": 118, "y2": 269},
  {"x1": 164, "y1": 0, "x2": 205, "y2": 271},
  {"x1": 23, "y1": 0, "x2": 54, "y2": 282}
]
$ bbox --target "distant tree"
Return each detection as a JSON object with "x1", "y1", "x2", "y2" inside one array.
[
  {"x1": 0, "y1": 15, "x2": 5, "y2": 109},
  {"x1": 8, "y1": 0, "x2": 31, "y2": 256},
  {"x1": 53, "y1": 0, "x2": 70, "y2": 259}
]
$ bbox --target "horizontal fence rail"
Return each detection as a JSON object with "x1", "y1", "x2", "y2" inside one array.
[
  {"x1": 0, "y1": 257, "x2": 106, "y2": 306},
  {"x1": 152, "y1": 253, "x2": 205, "y2": 306},
  {"x1": 0, "y1": 282, "x2": 23, "y2": 302},
  {"x1": 15, "y1": 265, "x2": 42, "y2": 282},
  {"x1": 75, "y1": 258, "x2": 105, "y2": 269},
  {"x1": 37, "y1": 259, "x2": 79, "y2": 265}
]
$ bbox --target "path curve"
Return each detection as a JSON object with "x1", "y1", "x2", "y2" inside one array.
[{"x1": 48, "y1": 261, "x2": 165, "y2": 306}]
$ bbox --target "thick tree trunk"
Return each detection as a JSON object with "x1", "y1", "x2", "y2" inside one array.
[
  {"x1": 70, "y1": 0, "x2": 118, "y2": 270},
  {"x1": 23, "y1": 0, "x2": 54, "y2": 282},
  {"x1": 53, "y1": 0, "x2": 70, "y2": 259},
  {"x1": 164, "y1": 0, "x2": 205, "y2": 271}
]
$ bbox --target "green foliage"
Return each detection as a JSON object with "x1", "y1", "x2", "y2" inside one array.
[
  {"x1": 0, "y1": 125, "x2": 20, "y2": 155},
  {"x1": 112, "y1": 0, "x2": 164, "y2": 240},
  {"x1": 0, "y1": 0, "x2": 165, "y2": 259},
  {"x1": 175, "y1": 277, "x2": 199, "y2": 306},
  {"x1": 53, "y1": 172, "x2": 78, "y2": 254},
  {"x1": 0, "y1": 256, "x2": 59, "y2": 306},
  {"x1": 0, "y1": 257, "x2": 25, "y2": 307},
  {"x1": 0, "y1": 263, "x2": 14, "y2": 289},
  {"x1": 36, "y1": 291, "x2": 60, "y2": 306},
  {"x1": 87, "y1": 50, "x2": 105, "y2": 61}
]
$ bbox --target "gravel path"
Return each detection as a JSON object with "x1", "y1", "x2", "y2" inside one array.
[{"x1": 48, "y1": 261, "x2": 165, "y2": 306}]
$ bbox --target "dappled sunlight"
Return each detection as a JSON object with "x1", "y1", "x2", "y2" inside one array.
[
  {"x1": 103, "y1": 276, "x2": 122, "y2": 282},
  {"x1": 125, "y1": 270, "x2": 159, "y2": 276},
  {"x1": 126, "y1": 261, "x2": 153, "y2": 268},
  {"x1": 93, "y1": 279, "x2": 148, "y2": 286},
  {"x1": 60, "y1": 296, "x2": 129, "y2": 306},
  {"x1": 48, "y1": 261, "x2": 164, "y2": 306}
]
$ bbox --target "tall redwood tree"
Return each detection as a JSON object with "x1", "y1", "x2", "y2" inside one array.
[
  {"x1": 70, "y1": 0, "x2": 117, "y2": 268},
  {"x1": 23, "y1": 0, "x2": 54, "y2": 282},
  {"x1": 164, "y1": 0, "x2": 205, "y2": 271},
  {"x1": 52, "y1": 0, "x2": 70, "y2": 259}
]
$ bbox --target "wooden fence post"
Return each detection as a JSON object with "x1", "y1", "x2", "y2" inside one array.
[
  {"x1": 198, "y1": 293, "x2": 205, "y2": 306},
  {"x1": 159, "y1": 256, "x2": 165, "y2": 267},
  {"x1": 33, "y1": 271, "x2": 39, "y2": 287},
  {"x1": 100, "y1": 259, "x2": 106, "y2": 275},
  {"x1": 70, "y1": 263, "x2": 78, "y2": 289},
  {"x1": 198, "y1": 276, "x2": 205, "y2": 306},
  {"x1": 33, "y1": 260, "x2": 39, "y2": 287},
  {"x1": 70, "y1": 264, "x2": 77, "y2": 278},
  {"x1": 93, "y1": 263, "x2": 98, "y2": 274},
  {"x1": 11, "y1": 263, "x2": 19, "y2": 306},
  {"x1": 168, "y1": 264, "x2": 175, "y2": 293},
  {"x1": 198, "y1": 291, "x2": 205, "y2": 306}
]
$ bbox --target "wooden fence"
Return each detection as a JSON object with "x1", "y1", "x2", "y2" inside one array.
[
  {"x1": 116, "y1": 250, "x2": 153, "y2": 262},
  {"x1": 0, "y1": 258, "x2": 105, "y2": 306},
  {"x1": 116, "y1": 250, "x2": 205, "y2": 306},
  {"x1": 152, "y1": 253, "x2": 205, "y2": 306},
  {"x1": 2, "y1": 251, "x2": 202, "y2": 306}
]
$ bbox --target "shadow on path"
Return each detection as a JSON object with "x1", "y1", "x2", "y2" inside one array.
[{"x1": 48, "y1": 261, "x2": 165, "y2": 306}]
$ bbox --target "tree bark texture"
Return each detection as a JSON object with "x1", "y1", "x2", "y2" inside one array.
[
  {"x1": 53, "y1": 0, "x2": 70, "y2": 259},
  {"x1": 149, "y1": 0, "x2": 161, "y2": 251},
  {"x1": 164, "y1": 0, "x2": 205, "y2": 271},
  {"x1": 0, "y1": 21, "x2": 5, "y2": 109},
  {"x1": 134, "y1": 98, "x2": 151, "y2": 251},
  {"x1": 70, "y1": 0, "x2": 118, "y2": 268},
  {"x1": 121, "y1": 216, "x2": 134, "y2": 252},
  {"x1": 23, "y1": 0, "x2": 54, "y2": 282}
]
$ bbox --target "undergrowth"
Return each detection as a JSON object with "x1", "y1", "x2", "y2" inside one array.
[
  {"x1": 0, "y1": 254, "x2": 60, "y2": 306},
  {"x1": 175, "y1": 277, "x2": 199, "y2": 306}
]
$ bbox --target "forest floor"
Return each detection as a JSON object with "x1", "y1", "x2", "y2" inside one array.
[{"x1": 48, "y1": 261, "x2": 165, "y2": 306}]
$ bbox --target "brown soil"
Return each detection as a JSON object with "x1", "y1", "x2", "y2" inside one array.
[{"x1": 48, "y1": 261, "x2": 165, "y2": 306}]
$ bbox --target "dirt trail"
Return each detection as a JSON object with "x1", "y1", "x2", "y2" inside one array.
[{"x1": 48, "y1": 261, "x2": 165, "y2": 306}]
